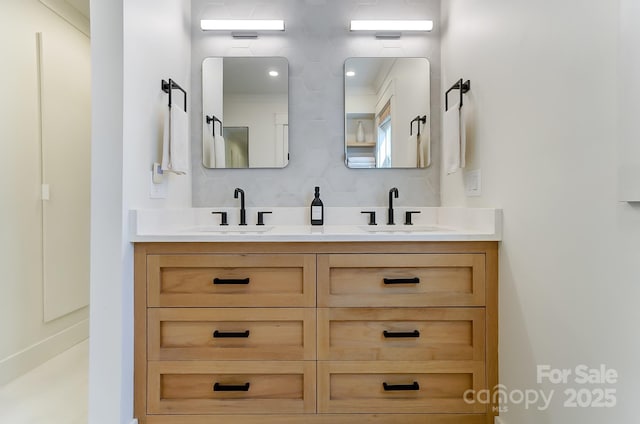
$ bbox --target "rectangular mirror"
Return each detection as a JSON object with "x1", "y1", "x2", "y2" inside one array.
[
  {"x1": 202, "y1": 57, "x2": 289, "y2": 168},
  {"x1": 344, "y1": 57, "x2": 430, "y2": 169}
]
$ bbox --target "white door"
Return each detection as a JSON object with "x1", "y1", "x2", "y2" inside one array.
[{"x1": 38, "y1": 29, "x2": 91, "y2": 322}]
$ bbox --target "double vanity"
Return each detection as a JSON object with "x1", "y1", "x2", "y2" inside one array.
[
  {"x1": 130, "y1": 1, "x2": 493, "y2": 422},
  {"x1": 132, "y1": 206, "x2": 501, "y2": 424}
]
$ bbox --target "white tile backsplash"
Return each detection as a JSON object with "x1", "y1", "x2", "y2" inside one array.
[{"x1": 191, "y1": 0, "x2": 441, "y2": 207}]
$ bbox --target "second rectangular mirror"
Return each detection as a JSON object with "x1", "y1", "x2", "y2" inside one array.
[
  {"x1": 202, "y1": 57, "x2": 289, "y2": 168},
  {"x1": 344, "y1": 57, "x2": 430, "y2": 169}
]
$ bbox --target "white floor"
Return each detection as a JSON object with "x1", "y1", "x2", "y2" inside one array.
[{"x1": 0, "y1": 340, "x2": 89, "y2": 424}]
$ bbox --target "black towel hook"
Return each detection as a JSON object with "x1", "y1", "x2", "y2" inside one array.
[
  {"x1": 206, "y1": 115, "x2": 223, "y2": 136},
  {"x1": 161, "y1": 79, "x2": 187, "y2": 112},
  {"x1": 410, "y1": 115, "x2": 427, "y2": 136},
  {"x1": 445, "y1": 79, "x2": 471, "y2": 111}
]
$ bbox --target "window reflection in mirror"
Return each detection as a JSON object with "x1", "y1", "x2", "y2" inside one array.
[
  {"x1": 202, "y1": 57, "x2": 289, "y2": 169},
  {"x1": 344, "y1": 57, "x2": 430, "y2": 169}
]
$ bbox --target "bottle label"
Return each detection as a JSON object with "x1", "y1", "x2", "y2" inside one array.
[{"x1": 311, "y1": 206, "x2": 322, "y2": 221}]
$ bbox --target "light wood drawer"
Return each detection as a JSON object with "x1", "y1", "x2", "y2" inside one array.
[
  {"x1": 148, "y1": 308, "x2": 317, "y2": 361},
  {"x1": 318, "y1": 254, "x2": 485, "y2": 307},
  {"x1": 318, "y1": 308, "x2": 484, "y2": 361},
  {"x1": 147, "y1": 254, "x2": 316, "y2": 307},
  {"x1": 317, "y1": 361, "x2": 485, "y2": 414},
  {"x1": 148, "y1": 361, "x2": 316, "y2": 415}
]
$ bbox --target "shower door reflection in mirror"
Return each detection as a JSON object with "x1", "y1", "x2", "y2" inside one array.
[
  {"x1": 223, "y1": 127, "x2": 249, "y2": 168},
  {"x1": 202, "y1": 57, "x2": 289, "y2": 168},
  {"x1": 344, "y1": 57, "x2": 430, "y2": 169}
]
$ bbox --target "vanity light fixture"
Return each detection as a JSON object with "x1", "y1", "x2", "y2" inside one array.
[
  {"x1": 350, "y1": 20, "x2": 433, "y2": 32},
  {"x1": 350, "y1": 20, "x2": 433, "y2": 38},
  {"x1": 200, "y1": 19, "x2": 285, "y2": 38},
  {"x1": 201, "y1": 19, "x2": 285, "y2": 31}
]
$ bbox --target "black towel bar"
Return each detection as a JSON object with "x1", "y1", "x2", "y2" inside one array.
[
  {"x1": 161, "y1": 79, "x2": 187, "y2": 112},
  {"x1": 410, "y1": 115, "x2": 427, "y2": 136},
  {"x1": 445, "y1": 79, "x2": 471, "y2": 111},
  {"x1": 206, "y1": 115, "x2": 223, "y2": 136}
]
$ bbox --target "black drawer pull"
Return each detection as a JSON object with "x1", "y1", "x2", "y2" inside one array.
[
  {"x1": 213, "y1": 382, "x2": 250, "y2": 392},
  {"x1": 383, "y1": 277, "x2": 420, "y2": 285},
  {"x1": 213, "y1": 330, "x2": 250, "y2": 338},
  {"x1": 383, "y1": 330, "x2": 420, "y2": 338},
  {"x1": 213, "y1": 277, "x2": 250, "y2": 285},
  {"x1": 383, "y1": 381, "x2": 420, "y2": 391}
]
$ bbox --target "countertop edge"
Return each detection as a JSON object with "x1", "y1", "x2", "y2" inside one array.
[{"x1": 129, "y1": 233, "x2": 502, "y2": 243}]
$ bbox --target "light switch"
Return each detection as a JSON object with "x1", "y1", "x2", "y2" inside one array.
[
  {"x1": 149, "y1": 170, "x2": 168, "y2": 199},
  {"x1": 464, "y1": 169, "x2": 482, "y2": 197}
]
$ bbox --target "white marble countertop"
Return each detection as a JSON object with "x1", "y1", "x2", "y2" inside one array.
[{"x1": 129, "y1": 207, "x2": 502, "y2": 242}]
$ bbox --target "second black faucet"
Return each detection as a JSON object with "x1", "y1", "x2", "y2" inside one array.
[
  {"x1": 234, "y1": 188, "x2": 247, "y2": 226},
  {"x1": 388, "y1": 187, "x2": 399, "y2": 225}
]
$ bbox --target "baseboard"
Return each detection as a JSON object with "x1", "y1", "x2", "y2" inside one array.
[
  {"x1": 0, "y1": 318, "x2": 89, "y2": 385},
  {"x1": 495, "y1": 417, "x2": 507, "y2": 424}
]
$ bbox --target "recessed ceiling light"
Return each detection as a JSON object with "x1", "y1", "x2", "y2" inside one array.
[
  {"x1": 269, "y1": 71, "x2": 279, "y2": 77},
  {"x1": 346, "y1": 71, "x2": 356, "y2": 77}
]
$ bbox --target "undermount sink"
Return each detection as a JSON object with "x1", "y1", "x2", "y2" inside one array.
[
  {"x1": 358, "y1": 225, "x2": 448, "y2": 233},
  {"x1": 182, "y1": 225, "x2": 274, "y2": 234}
]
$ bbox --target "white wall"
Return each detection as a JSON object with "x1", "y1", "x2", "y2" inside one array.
[
  {"x1": 0, "y1": 0, "x2": 89, "y2": 386},
  {"x1": 88, "y1": 0, "x2": 125, "y2": 421},
  {"x1": 224, "y1": 94, "x2": 288, "y2": 167},
  {"x1": 442, "y1": 0, "x2": 639, "y2": 422},
  {"x1": 89, "y1": 0, "x2": 191, "y2": 422},
  {"x1": 618, "y1": 0, "x2": 640, "y2": 201},
  {"x1": 123, "y1": 0, "x2": 192, "y2": 210}
]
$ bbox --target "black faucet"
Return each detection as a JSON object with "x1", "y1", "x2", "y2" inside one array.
[
  {"x1": 388, "y1": 187, "x2": 399, "y2": 225},
  {"x1": 234, "y1": 188, "x2": 247, "y2": 226}
]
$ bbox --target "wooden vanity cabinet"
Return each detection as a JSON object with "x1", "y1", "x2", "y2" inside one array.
[{"x1": 134, "y1": 242, "x2": 498, "y2": 424}]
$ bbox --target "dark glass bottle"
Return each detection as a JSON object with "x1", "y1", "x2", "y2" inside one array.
[{"x1": 310, "y1": 186, "x2": 324, "y2": 225}]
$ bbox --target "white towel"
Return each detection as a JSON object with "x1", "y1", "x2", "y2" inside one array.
[
  {"x1": 407, "y1": 134, "x2": 419, "y2": 168},
  {"x1": 161, "y1": 105, "x2": 188, "y2": 174},
  {"x1": 202, "y1": 132, "x2": 214, "y2": 168},
  {"x1": 443, "y1": 102, "x2": 466, "y2": 174},
  {"x1": 214, "y1": 135, "x2": 226, "y2": 168},
  {"x1": 417, "y1": 124, "x2": 431, "y2": 168}
]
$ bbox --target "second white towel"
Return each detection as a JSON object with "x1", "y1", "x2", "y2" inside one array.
[
  {"x1": 161, "y1": 105, "x2": 189, "y2": 174},
  {"x1": 202, "y1": 133, "x2": 214, "y2": 167},
  {"x1": 214, "y1": 135, "x2": 226, "y2": 168},
  {"x1": 407, "y1": 134, "x2": 419, "y2": 167},
  {"x1": 411, "y1": 122, "x2": 431, "y2": 168},
  {"x1": 417, "y1": 132, "x2": 431, "y2": 168},
  {"x1": 443, "y1": 102, "x2": 466, "y2": 174}
]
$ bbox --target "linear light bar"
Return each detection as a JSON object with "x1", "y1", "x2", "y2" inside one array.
[
  {"x1": 201, "y1": 19, "x2": 285, "y2": 31},
  {"x1": 350, "y1": 20, "x2": 433, "y2": 32}
]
